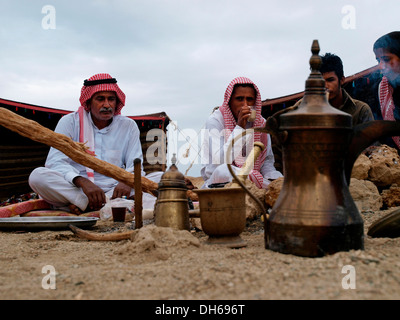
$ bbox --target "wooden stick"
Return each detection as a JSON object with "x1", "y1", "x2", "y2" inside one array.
[
  {"x1": 0, "y1": 107, "x2": 198, "y2": 200},
  {"x1": 69, "y1": 224, "x2": 133, "y2": 241},
  {"x1": 0, "y1": 107, "x2": 157, "y2": 195},
  {"x1": 134, "y1": 158, "x2": 143, "y2": 229}
]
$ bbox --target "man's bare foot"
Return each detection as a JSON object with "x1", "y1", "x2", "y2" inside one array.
[{"x1": 68, "y1": 204, "x2": 84, "y2": 215}]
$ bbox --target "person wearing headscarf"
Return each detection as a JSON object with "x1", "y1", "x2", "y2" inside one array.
[
  {"x1": 373, "y1": 31, "x2": 400, "y2": 151},
  {"x1": 29, "y1": 73, "x2": 146, "y2": 214},
  {"x1": 200, "y1": 77, "x2": 282, "y2": 189}
]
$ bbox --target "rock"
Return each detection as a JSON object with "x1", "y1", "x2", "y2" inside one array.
[
  {"x1": 349, "y1": 178, "x2": 382, "y2": 212},
  {"x1": 225, "y1": 180, "x2": 266, "y2": 220},
  {"x1": 351, "y1": 154, "x2": 371, "y2": 180},
  {"x1": 367, "y1": 145, "x2": 400, "y2": 187},
  {"x1": 244, "y1": 181, "x2": 267, "y2": 220},
  {"x1": 264, "y1": 177, "x2": 284, "y2": 209},
  {"x1": 381, "y1": 184, "x2": 400, "y2": 208},
  {"x1": 262, "y1": 177, "x2": 383, "y2": 213}
]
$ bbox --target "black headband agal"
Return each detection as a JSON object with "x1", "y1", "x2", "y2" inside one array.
[{"x1": 83, "y1": 78, "x2": 117, "y2": 86}]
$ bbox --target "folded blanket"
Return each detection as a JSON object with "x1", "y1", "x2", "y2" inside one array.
[
  {"x1": 0, "y1": 200, "x2": 100, "y2": 218},
  {"x1": 0, "y1": 199, "x2": 51, "y2": 218},
  {"x1": 21, "y1": 210, "x2": 100, "y2": 218}
]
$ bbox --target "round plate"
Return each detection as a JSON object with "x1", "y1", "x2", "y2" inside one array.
[
  {"x1": 0, "y1": 216, "x2": 98, "y2": 231},
  {"x1": 367, "y1": 208, "x2": 400, "y2": 238}
]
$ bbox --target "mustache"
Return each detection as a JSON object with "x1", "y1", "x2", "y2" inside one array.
[{"x1": 99, "y1": 107, "x2": 113, "y2": 112}]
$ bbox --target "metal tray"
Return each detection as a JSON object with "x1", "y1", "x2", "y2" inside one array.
[{"x1": 0, "y1": 216, "x2": 98, "y2": 231}]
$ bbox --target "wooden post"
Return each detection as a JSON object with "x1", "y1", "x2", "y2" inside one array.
[
  {"x1": 134, "y1": 158, "x2": 143, "y2": 229},
  {"x1": 161, "y1": 120, "x2": 167, "y2": 172}
]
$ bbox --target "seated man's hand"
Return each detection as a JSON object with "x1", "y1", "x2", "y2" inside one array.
[
  {"x1": 73, "y1": 176, "x2": 106, "y2": 211},
  {"x1": 111, "y1": 182, "x2": 132, "y2": 199},
  {"x1": 237, "y1": 106, "x2": 252, "y2": 129}
]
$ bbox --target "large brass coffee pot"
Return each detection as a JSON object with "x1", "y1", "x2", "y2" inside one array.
[{"x1": 259, "y1": 40, "x2": 400, "y2": 257}]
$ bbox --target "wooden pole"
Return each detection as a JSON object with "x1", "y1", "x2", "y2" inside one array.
[
  {"x1": 0, "y1": 107, "x2": 158, "y2": 195},
  {"x1": 134, "y1": 158, "x2": 143, "y2": 229},
  {"x1": 0, "y1": 107, "x2": 198, "y2": 201}
]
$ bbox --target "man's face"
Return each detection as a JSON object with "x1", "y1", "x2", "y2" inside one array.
[
  {"x1": 375, "y1": 48, "x2": 400, "y2": 86},
  {"x1": 88, "y1": 91, "x2": 117, "y2": 124},
  {"x1": 322, "y1": 71, "x2": 343, "y2": 101},
  {"x1": 229, "y1": 86, "x2": 256, "y2": 120}
]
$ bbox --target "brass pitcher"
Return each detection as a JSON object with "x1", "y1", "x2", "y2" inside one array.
[
  {"x1": 154, "y1": 163, "x2": 190, "y2": 230},
  {"x1": 194, "y1": 187, "x2": 247, "y2": 248},
  {"x1": 194, "y1": 138, "x2": 268, "y2": 248},
  {"x1": 260, "y1": 40, "x2": 400, "y2": 257}
]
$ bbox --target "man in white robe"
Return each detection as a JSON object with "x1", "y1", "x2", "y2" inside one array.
[
  {"x1": 200, "y1": 77, "x2": 282, "y2": 189},
  {"x1": 29, "y1": 73, "x2": 158, "y2": 214}
]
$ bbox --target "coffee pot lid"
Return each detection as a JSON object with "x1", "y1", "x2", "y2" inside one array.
[{"x1": 158, "y1": 154, "x2": 187, "y2": 188}]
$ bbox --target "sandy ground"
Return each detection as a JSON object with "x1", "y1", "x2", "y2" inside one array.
[{"x1": 1, "y1": 207, "x2": 400, "y2": 302}]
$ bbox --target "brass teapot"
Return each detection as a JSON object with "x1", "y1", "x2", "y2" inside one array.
[
  {"x1": 154, "y1": 160, "x2": 190, "y2": 231},
  {"x1": 257, "y1": 40, "x2": 400, "y2": 257}
]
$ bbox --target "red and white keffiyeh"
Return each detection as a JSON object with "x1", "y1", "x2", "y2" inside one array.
[
  {"x1": 219, "y1": 77, "x2": 268, "y2": 188},
  {"x1": 379, "y1": 76, "x2": 400, "y2": 149},
  {"x1": 78, "y1": 73, "x2": 126, "y2": 182},
  {"x1": 80, "y1": 73, "x2": 126, "y2": 115}
]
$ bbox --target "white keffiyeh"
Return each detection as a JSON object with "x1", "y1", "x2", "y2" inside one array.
[
  {"x1": 78, "y1": 106, "x2": 95, "y2": 182},
  {"x1": 219, "y1": 77, "x2": 268, "y2": 188}
]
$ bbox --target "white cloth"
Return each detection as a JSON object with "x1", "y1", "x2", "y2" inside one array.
[
  {"x1": 78, "y1": 106, "x2": 95, "y2": 182},
  {"x1": 45, "y1": 111, "x2": 145, "y2": 189},
  {"x1": 200, "y1": 109, "x2": 282, "y2": 189},
  {"x1": 29, "y1": 167, "x2": 160, "y2": 212},
  {"x1": 29, "y1": 111, "x2": 150, "y2": 211}
]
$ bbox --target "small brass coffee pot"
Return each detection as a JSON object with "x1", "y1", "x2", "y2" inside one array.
[{"x1": 154, "y1": 160, "x2": 190, "y2": 231}]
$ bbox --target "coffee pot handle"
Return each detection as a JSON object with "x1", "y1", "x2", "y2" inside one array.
[{"x1": 226, "y1": 130, "x2": 268, "y2": 222}]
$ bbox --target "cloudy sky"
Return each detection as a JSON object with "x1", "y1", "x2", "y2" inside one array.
[{"x1": 1, "y1": 0, "x2": 399, "y2": 176}]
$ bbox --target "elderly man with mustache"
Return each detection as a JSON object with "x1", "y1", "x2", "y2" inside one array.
[{"x1": 29, "y1": 73, "x2": 147, "y2": 214}]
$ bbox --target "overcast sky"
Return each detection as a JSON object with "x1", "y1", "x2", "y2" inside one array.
[{"x1": 1, "y1": 0, "x2": 399, "y2": 176}]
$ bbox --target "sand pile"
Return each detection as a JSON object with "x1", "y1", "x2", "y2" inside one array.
[{"x1": 116, "y1": 225, "x2": 200, "y2": 261}]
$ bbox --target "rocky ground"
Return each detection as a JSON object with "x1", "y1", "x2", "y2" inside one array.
[
  {"x1": 1, "y1": 144, "x2": 400, "y2": 302},
  {"x1": 0, "y1": 207, "x2": 399, "y2": 301}
]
